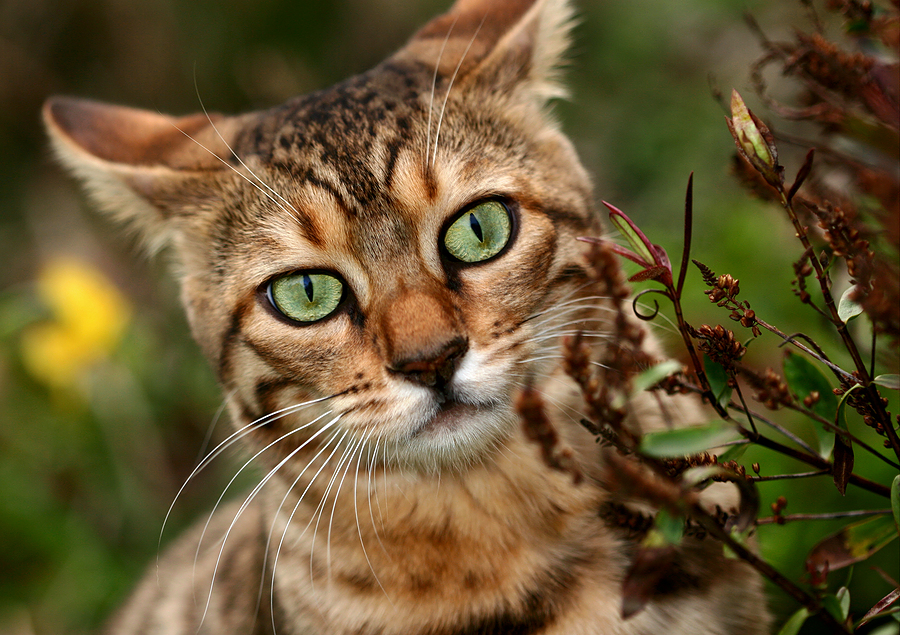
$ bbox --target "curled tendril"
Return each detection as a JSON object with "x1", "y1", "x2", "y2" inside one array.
[{"x1": 632, "y1": 289, "x2": 669, "y2": 321}]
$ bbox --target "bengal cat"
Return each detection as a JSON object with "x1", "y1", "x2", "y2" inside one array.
[{"x1": 44, "y1": 0, "x2": 769, "y2": 633}]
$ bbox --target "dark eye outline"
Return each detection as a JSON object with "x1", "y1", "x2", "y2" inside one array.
[
  {"x1": 258, "y1": 269, "x2": 349, "y2": 326},
  {"x1": 439, "y1": 198, "x2": 518, "y2": 266}
]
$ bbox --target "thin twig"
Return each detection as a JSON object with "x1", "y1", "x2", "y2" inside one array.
[
  {"x1": 754, "y1": 316, "x2": 854, "y2": 382},
  {"x1": 750, "y1": 470, "x2": 829, "y2": 482},
  {"x1": 731, "y1": 377, "x2": 759, "y2": 436},
  {"x1": 736, "y1": 404, "x2": 820, "y2": 456},
  {"x1": 756, "y1": 509, "x2": 892, "y2": 525}
]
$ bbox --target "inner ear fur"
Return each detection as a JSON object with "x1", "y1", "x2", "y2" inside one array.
[
  {"x1": 43, "y1": 97, "x2": 242, "y2": 171},
  {"x1": 43, "y1": 97, "x2": 248, "y2": 250}
]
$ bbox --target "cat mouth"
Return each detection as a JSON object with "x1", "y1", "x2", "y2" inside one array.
[{"x1": 413, "y1": 399, "x2": 481, "y2": 436}]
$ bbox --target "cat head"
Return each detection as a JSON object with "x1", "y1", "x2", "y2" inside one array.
[{"x1": 44, "y1": 0, "x2": 602, "y2": 472}]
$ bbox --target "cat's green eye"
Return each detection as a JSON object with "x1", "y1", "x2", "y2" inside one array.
[
  {"x1": 268, "y1": 272, "x2": 344, "y2": 323},
  {"x1": 442, "y1": 200, "x2": 512, "y2": 263}
]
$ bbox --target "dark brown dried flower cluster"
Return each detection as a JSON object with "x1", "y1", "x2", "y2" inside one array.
[
  {"x1": 516, "y1": 386, "x2": 583, "y2": 484},
  {"x1": 585, "y1": 238, "x2": 631, "y2": 303},
  {"x1": 692, "y1": 324, "x2": 747, "y2": 369},
  {"x1": 836, "y1": 373, "x2": 893, "y2": 444},
  {"x1": 659, "y1": 452, "x2": 719, "y2": 479},
  {"x1": 791, "y1": 251, "x2": 815, "y2": 305},
  {"x1": 746, "y1": 0, "x2": 899, "y2": 352},
  {"x1": 797, "y1": 198, "x2": 877, "y2": 291},
  {"x1": 770, "y1": 495, "x2": 788, "y2": 525},
  {"x1": 564, "y1": 239, "x2": 652, "y2": 445},
  {"x1": 695, "y1": 261, "x2": 761, "y2": 336},
  {"x1": 747, "y1": 367, "x2": 794, "y2": 410}
]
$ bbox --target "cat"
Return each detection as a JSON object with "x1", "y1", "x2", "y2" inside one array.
[{"x1": 44, "y1": 0, "x2": 770, "y2": 633}]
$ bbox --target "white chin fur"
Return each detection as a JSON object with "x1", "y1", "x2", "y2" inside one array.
[{"x1": 389, "y1": 405, "x2": 517, "y2": 473}]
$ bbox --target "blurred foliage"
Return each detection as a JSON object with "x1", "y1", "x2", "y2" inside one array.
[{"x1": 0, "y1": 0, "x2": 896, "y2": 633}]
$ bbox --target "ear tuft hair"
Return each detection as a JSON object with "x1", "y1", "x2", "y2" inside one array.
[{"x1": 396, "y1": 0, "x2": 577, "y2": 106}]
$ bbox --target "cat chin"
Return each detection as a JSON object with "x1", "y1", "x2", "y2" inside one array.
[{"x1": 387, "y1": 403, "x2": 517, "y2": 474}]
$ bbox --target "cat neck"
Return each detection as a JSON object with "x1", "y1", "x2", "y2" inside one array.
[{"x1": 257, "y1": 423, "x2": 612, "y2": 615}]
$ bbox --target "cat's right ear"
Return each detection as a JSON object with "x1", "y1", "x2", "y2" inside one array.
[{"x1": 43, "y1": 97, "x2": 244, "y2": 252}]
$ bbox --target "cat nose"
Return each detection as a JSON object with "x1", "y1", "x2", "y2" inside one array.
[
  {"x1": 380, "y1": 286, "x2": 468, "y2": 391},
  {"x1": 389, "y1": 335, "x2": 468, "y2": 389}
]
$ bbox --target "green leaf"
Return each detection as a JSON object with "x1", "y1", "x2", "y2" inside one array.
[
  {"x1": 653, "y1": 509, "x2": 684, "y2": 545},
  {"x1": 838, "y1": 286, "x2": 864, "y2": 323},
  {"x1": 776, "y1": 608, "x2": 810, "y2": 635},
  {"x1": 806, "y1": 514, "x2": 899, "y2": 575},
  {"x1": 875, "y1": 374, "x2": 900, "y2": 391},
  {"x1": 844, "y1": 515, "x2": 897, "y2": 559},
  {"x1": 837, "y1": 587, "x2": 850, "y2": 621},
  {"x1": 717, "y1": 441, "x2": 749, "y2": 462},
  {"x1": 613, "y1": 360, "x2": 683, "y2": 408},
  {"x1": 640, "y1": 422, "x2": 743, "y2": 458},
  {"x1": 782, "y1": 351, "x2": 838, "y2": 457},
  {"x1": 633, "y1": 360, "x2": 682, "y2": 392},
  {"x1": 892, "y1": 475, "x2": 899, "y2": 533},
  {"x1": 704, "y1": 355, "x2": 732, "y2": 408},
  {"x1": 823, "y1": 595, "x2": 844, "y2": 624}
]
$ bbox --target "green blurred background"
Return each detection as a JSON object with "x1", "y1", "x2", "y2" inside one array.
[{"x1": 0, "y1": 0, "x2": 896, "y2": 633}]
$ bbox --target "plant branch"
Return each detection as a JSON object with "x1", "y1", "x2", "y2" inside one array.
[
  {"x1": 749, "y1": 470, "x2": 829, "y2": 482},
  {"x1": 756, "y1": 509, "x2": 892, "y2": 525},
  {"x1": 687, "y1": 502, "x2": 851, "y2": 633},
  {"x1": 753, "y1": 316, "x2": 855, "y2": 383},
  {"x1": 776, "y1": 190, "x2": 899, "y2": 460},
  {"x1": 669, "y1": 379, "x2": 892, "y2": 497}
]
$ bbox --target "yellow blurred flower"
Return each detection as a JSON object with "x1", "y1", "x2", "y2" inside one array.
[{"x1": 20, "y1": 258, "x2": 131, "y2": 390}]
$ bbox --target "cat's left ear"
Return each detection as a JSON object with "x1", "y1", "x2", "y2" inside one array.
[
  {"x1": 397, "y1": 0, "x2": 575, "y2": 104},
  {"x1": 43, "y1": 97, "x2": 247, "y2": 252}
]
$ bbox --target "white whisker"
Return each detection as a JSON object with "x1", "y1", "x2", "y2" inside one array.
[
  {"x1": 325, "y1": 433, "x2": 367, "y2": 588},
  {"x1": 353, "y1": 429, "x2": 393, "y2": 603},
  {"x1": 431, "y1": 15, "x2": 486, "y2": 168},
  {"x1": 199, "y1": 413, "x2": 341, "y2": 629},
  {"x1": 160, "y1": 395, "x2": 333, "y2": 583},
  {"x1": 190, "y1": 77, "x2": 306, "y2": 225},
  {"x1": 170, "y1": 122, "x2": 303, "y2": 226},
  {"x1": 265, "y1": 425, "x2": 347, "y2": 616},
  {"x1": 265, "y1": 424, "x2": 345, "y2": 635},
  {"x1": 366, "y1": 436, "x2": 390, "y2": 555},
  {"x1": 425, "y1": 15, "x2": 459, "y2": 171},
  {"x1": 192, "y1": 408, "x2": 335, "y2": 582}
]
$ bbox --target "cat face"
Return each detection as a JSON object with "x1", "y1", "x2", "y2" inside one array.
[{"x1": 44, "y1": 0, "x2": 601, "y2": 472}]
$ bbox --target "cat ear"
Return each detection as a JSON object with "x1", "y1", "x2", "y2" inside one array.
[
  {"x1": 43, "y1": 97, "x2": 244, "y2": 252},
  {"x1": 398, "y1": 0, "x2": 575, "y2": 103}
]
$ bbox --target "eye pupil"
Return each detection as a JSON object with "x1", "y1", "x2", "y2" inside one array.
[
  {"x1": 469, "y1": 213, "x2": 484, "y2": 242},
  {"x1": 302, "y1": 274, "x2": 314, "y2": 301}
]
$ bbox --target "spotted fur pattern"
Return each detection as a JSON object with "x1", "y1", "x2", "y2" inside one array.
[{"x1": 44, "y1": 0, "x2": 770, "y2": 633}]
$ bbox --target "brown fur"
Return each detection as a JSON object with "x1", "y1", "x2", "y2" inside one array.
[{"x1": 44, "y1": 0, "x2": 770, "y2": 633}]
